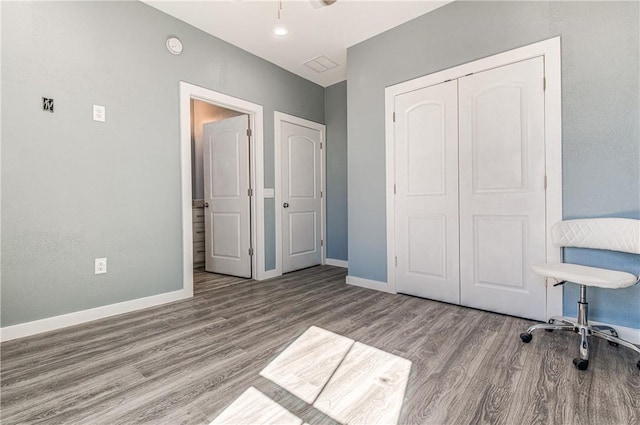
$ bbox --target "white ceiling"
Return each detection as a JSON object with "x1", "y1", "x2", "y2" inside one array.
[{"x1": 143, "y1": 0, "x2": 451, "y2": 87}]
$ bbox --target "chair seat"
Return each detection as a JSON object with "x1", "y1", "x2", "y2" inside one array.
[{"x1": 531, "y1": 263, "x2": 638, "y2": 289}]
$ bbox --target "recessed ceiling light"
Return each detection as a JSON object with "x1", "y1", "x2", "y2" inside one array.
[{"x1": 272, "y1": 26, "x2": 288, "y2": 37}]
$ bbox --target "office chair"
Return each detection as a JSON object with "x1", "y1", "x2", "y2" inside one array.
[{"x1": 519, "y1": 218, "x2": 640, "y2": 371}]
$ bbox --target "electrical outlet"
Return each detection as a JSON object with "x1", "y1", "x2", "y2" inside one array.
[
  {"x1": 93, "y1": 104, "x2": 105, "y2": 122},
  {"x1": 95, "y1": 258, "x2": 107, "y2": 274}
]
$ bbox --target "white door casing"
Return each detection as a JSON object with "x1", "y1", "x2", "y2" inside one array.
[
  {"x1": 277, "y1": 115, "x2": 325, "y2": 273},
  {"x1": 203, "y1": 115, "x2": 252, "y2": 278},
  {"x1": 394, "y1": 80, "x2": 460, "y2": 304},
  {"x1": 458, "y1": 57, "x2": 547, "y2": 321}
]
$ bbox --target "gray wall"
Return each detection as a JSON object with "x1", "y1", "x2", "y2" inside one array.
[
  {"x1": 1, "y1": 1, "x2": 324, "y2": 327},
  {"x1": 324, "y1": 81, "x2": 348, "y2": 262},
  {"x1": 347, "y1": 1, "x2": 639, "y2": 328}
]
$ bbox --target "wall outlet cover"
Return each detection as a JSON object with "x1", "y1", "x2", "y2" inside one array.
[
  {"x1": 93, "y1": 104, "x2": 106, "y2": 122},
  {"x1": 95, "y1": 258, "x2": 107, "y2": 274}
]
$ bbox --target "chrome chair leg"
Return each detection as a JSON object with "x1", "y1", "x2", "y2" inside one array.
[
  {"x1": 592, "y1": 325, "x2": 617, "y2": 336},
  {"x1": 524, "y1": 322, "x2": 574, "y2": 334},
  {"x1": 549, "y1": 316, "x2": 575, "y2": 326},
  {"x1": 573, "y1": 327, "x2": 590, "y2": 370},
  {"x1": 519, "y1": 321, "x2": 574, "y2": 343},
  {"x1": 592, "y1": 329, "x2": 640, "y2": 355}
]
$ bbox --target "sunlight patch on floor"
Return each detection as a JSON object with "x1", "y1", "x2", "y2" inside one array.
[{"x1": 211, "y1": 326, "x2": 412, "y2": 425}]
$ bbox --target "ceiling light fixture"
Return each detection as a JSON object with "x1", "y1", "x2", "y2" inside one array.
[
  {"x1": 272, "y1": 1, "x2": 288, "y2": 37},
  {"x1": 272, "y1": 25, "x2": 289, "y2": 37}
]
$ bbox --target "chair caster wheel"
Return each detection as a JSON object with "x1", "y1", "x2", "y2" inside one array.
[
  {"x1": 573, "y1": 358, "x2": 589, "y2": 370},
  {"x1": 545, "y1": 319, "x2": 554, "y2": 332},
  {"x1": 520, "y1": 333, "x2": 532, "y2": 343},
  {"x1": 608, "y1": 341, "x2": 619, "y2": 347}
]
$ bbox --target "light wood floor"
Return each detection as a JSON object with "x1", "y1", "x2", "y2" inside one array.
[{"x1": 2, "y1": 266, "x2": 639, "y2": 425}]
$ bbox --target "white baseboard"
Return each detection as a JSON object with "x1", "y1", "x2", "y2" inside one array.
[
  {"x1": 325, "y1": 259, "x2": 348, "y2": 268},
  {"x1": 0, "y1": 288, "x2": 191, "y2": 342},
  {"x1": 346, "y1": 275, "x2": 396, "y2": 294},
  {"x1": 257, "y1": 269, "x2": 281, "y2": 281},
  {"x1": 563, "y1": 317, "x2": 640, "y2": 345}
]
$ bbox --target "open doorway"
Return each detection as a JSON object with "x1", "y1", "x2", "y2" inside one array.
[{"x1": 179, "y1": 82, "x2": 267, "y2": 297}]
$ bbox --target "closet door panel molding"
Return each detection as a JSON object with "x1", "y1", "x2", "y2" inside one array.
[
  {"x1": 394, "y1": 80, "x2": 460, "y2": 304},
  {"x1": 459, "y1": 57, "x2": 547, "y2": 321}
]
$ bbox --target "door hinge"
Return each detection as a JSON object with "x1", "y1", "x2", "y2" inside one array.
[
  {"x1": 321, "y1": 239, "x2": 324, "y2": 247},
  {"x1": 543, "y1": 77, "x2": 546, "y2": 91},
  {"x1": 247, "y1": 128, "x2": 252, "y2": 137},
  {"x1": 249, "y1": 247, "x2": 254, "y2": 256},
  {"x1": 320, "y1": 190, "x2": 323, "y2": 198},
  {"x1": 248, "y1": 188, "x2": 253, "y2": 197},
  {"x1": 394, "y1": 184, "x2": 397, "y2": 195},
  {"x1": 393, "y1": 112, "x2": 396, "y2": 122},
  {"x1": 395, "y1": 256, "x2": 398, "y2": 267},
  {"x1": 320, "y1": 142, "x2": 323, "y2": 149},
  {"x1": 544, "y1": 175, "x2": 547, "y2": 190}
]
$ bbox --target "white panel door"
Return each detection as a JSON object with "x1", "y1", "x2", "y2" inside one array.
[
  {"x1": 203, "y1": 115, "x2": 252, "y2": 278},
  {"x1": 281, "y1": 121, "x2": 322, "y2": 273},
  {"x1": 458, "y1": 57, "x2": 546, "y2": 320},
  {"x1": 394, "y1": 80, "x2": 460, "y2": 303}
]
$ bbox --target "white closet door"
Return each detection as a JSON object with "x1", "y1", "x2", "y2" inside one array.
[
  {"x1": 203, "y1": 115, "x2": 252, "y2": 278},
  {"x1": 458, "y1": 57, "x2": 547, "y2": 321},
  {"x1": 281, "y1": 120, "x2": 323, "y2": 273},
  {"x1": 394, "y1": 80, "x2": 460, "y2": 304}
]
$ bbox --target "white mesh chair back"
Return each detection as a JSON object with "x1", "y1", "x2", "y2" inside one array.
[{"x1": 551, "y1": 218, "x2": 640, "y2": 254}]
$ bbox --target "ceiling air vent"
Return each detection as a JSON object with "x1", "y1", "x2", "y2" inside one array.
[{"x1": 304, "y1": 55, "x2": 339, "y2": 73}]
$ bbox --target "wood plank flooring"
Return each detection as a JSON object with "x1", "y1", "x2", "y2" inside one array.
[{"x1": 2, "y1": 265, "x2": 639, "y2": 425}]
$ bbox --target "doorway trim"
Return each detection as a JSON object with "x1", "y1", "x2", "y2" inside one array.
[
  {"x1": 180, "y1": 82, "x2": 266, "y2": 292},
  {"x1": 384, "y1": 37, "x2": 563, "y2": 319},
  {"x1": 274, "y1": 112, "x2": 327, "y2": 276}
]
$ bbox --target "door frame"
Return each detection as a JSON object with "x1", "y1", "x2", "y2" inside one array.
[
  {"x1": 180, "y1": 82, "x2": 267, "y2": 294},
  {"x1": 274, "y1": 111, "x2": 327, "y2": 276},
  {"x1": 384, "y1": 37, "x2": 563, "y2": 319}
]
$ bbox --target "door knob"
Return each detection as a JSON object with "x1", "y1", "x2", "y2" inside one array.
[
  {"x1": 283, "y1": 203, "x2": 289, "y2": 208},
  {"x1": 204, "y1": 202, "x2": 209, "y2": 208}
]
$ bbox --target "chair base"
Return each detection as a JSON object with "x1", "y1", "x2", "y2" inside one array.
[{"x1": 520, "y1": 286, "x2": 640, "y2": 371}]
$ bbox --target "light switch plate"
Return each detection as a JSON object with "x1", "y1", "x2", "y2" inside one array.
[
  {"x1": 264, "y1": 188, "x2": 275, "y2": 198},
  {"x1": 93, "y1": 104, "x2": 106, "y2": 122}
]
